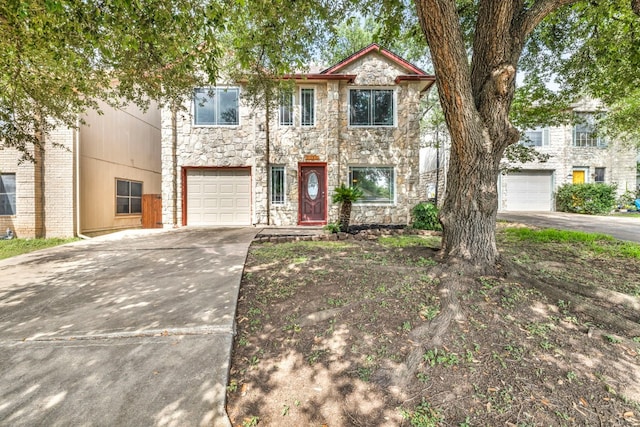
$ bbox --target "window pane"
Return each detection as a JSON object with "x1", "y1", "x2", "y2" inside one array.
[
  {"x1": 349, "y1": 167, "x2": 394, "y2": 204},
  {"x1": 194, "y1": 89, "x2": 215, "y2": 125},
  {"x1": 0, "y1": 194, "x2": 15, "y2": 215},
  {"x1": 279, "y1": 91, "x2": 293, "y2": 126},
  {"x1": 523, "y1": 131, "x2": 543, "y2": 147},
  {"x1": 218, "y1": 88, "x2": 238, "y2": 125},
  {"x1": 271, "y1": 166, "x2": 285, "y2": 204},
  {"x1": 130, "y1": 182, "x2": 143, "y2": 197},
  {"x1": 0, "y1": 175, "x2": 15, "y2": 216},
  {"x1": 595, "y1": 168, "x2": 605, "y2": 183},
  {"x1": 301, "y1": 89, "x2": 314, "y2": 126},
  {"x1": 130, "y1": 197, "x2": 142, "y2": 214},
  {"x1": 350, "y1": 90, "x2": 371, "y2": 125},
  {"x1": 373, "y1": 90, "x2": 393, "y2": 125},
  {"x1": 116, "y1": 180, "x2": 129, "y2": 197},
  {"x1": 0, "y1": 174, "x2": 15, "y2": 194},
  {"x1": 116, "y1": 197, "x2": 130, "y2": 214}
]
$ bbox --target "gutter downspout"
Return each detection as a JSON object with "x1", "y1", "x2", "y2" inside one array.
[{"x1": 75, "y1": 120, "x2": 90, "y2": 239}]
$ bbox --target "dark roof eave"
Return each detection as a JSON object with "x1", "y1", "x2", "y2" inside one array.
[{"x1": 283, "y1": 74, "x2": 357, "y2": 83}]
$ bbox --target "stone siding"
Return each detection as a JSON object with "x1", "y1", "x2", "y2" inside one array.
[{"x1": 162, "y1": 51, "x2": 429, "y2": 227}]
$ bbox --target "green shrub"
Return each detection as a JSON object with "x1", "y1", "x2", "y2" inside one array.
[
  {"x1": 556, "y1": 183, "x2": 617, "y2": 215},
  {"x1": 411, "y1": 202, "x2": 442, "y2": 231}
]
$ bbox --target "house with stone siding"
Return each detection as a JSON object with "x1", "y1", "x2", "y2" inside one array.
[
  {"x1": 420, "y1": 98, "x2": 637, "y2": 211},
  {"x1": 0, "y1": 101, "x2": 162, "y2": 238},
  {"x1": 161, "y1": 44, "x2": 435, "y2": 227}
]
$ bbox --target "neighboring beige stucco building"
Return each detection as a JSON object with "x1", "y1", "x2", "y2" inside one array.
[
  {"x1": 161, "y1": 44, "x2": 435, "y2": 228},
  {"x1": 0, "y1": 101, "x2": 161, "y2": 238}
]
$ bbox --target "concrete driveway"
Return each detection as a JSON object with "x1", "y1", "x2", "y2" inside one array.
[
  {"x1": 498, "y1": 211, "x2": 640, "y2": 243},
  {"x1": 0, "y1": 227, "x2": 257, "y2": 427}
]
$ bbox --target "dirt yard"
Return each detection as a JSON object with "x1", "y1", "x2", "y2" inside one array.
[{"x1": 226, "y1": 224, "x2": 640, "y2": 426}]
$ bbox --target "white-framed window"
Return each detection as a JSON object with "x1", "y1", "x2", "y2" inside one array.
[
  {"x1": 279, "y1": 90, "x2": 294, "y2": 126},
  {"x1": 521, "y1": 128, "x2": 549, "y2": 147},
  {"x1": 116, "y1": 179, "x2": 142, "y2": 215},
  {"x1": 193, "y1": 87, "x2": 239, "y2": 126},
  {"x1": 573, "y1": 113, "x2": 606, "y2": 147},
  {"x1": 0, "y1": 173, "x2": 16, "y2": 216},
  {"x1": 349, "y1": 89, "x2": 395, "y2": 126},
  {"x1": 270, "y1": 166, "x2": 286, "y2": 205},
  {"x1": 594, "y1": 167, "x2": 605, "y2": 183},
  {"x1": 300, "y1": 88, "x2": 315, "y2": 126},
  {"x1": 349, "y1": 166, "x2": 395, "y2": 204}
]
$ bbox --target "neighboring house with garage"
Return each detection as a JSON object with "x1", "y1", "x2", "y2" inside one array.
[
  {"x1": 420, "y1": 99, "x2": 637, "y2": 212},
  {"x1": 499, "y1": 99, "x2": 637, "y2": 211},
  {"x1": 160, "y1": 44, "x2": 435, "y2": 227},
  {"x1": 0, "y1": 101, "x2": 162, "y2": 238}
]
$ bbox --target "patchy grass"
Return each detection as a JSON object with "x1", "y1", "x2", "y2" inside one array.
[
  {"x1": 228, "y1": 227, "x2": 640, "y2": 426},
  {"x1": 503, "y1": 227, "x2": 640, "y2": 259},
  {"x1": 0, "y1": 237, "x2": 79, "y2": 260}
]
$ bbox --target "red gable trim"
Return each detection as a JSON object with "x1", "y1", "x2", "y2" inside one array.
[{"x1": 321, "y1": 43, "x2": 431, "y2": 76}]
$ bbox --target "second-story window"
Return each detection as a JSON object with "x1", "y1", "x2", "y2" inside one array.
[
  {"x1": 349, "y1": 89, "x2": 394, "y2": 126},
  {"x1": 300, "y1": 88, "x2": 315, "y2": 126},
  {"x1": 521, "y1": 128, "x2": 549, "y2": 147},
  {"x1": 279, "y1": 90, "x2": 294, "y2": 126},
  {"x1": 573, "y1": 112, "x2": 606, "y2": 147},
  {"x1": 194, "y1": 87, "x2": 239, "y2": 126}
]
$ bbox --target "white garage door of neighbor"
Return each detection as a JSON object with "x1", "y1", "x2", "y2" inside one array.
[
  {"x1": 503, "y1": 171, "x2": 553, "y2": 211},
  {"x1": 186, "y1": 169, "x2": 251, "y2": 225}
]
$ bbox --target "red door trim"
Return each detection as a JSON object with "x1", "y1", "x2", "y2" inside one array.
[
  {"x1": 181, "y1": 166, "x2": 253, "y2": 227},
  {"x1": 298, "y1": 162, "x2": 328, "y2": 226}
]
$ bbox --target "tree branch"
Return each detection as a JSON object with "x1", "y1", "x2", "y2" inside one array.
[
  {"x1": 633, "y1": 0, "x2": 640, "y2": 16},
  {"x1": 517, "y1": 0, "x2": 581, "y2": 40}
]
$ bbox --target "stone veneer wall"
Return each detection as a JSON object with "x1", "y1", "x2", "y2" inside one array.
[{"x1": 162, "y1": 52, "x2": 427, "y2": 226}]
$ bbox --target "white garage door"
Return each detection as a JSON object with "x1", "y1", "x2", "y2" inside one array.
[
  {"x1": 186, "y1": 169, "x2": 251, "y2": 225},
  {"x1": 503, "y1": 171, "x2": 553, "y2": 211}
]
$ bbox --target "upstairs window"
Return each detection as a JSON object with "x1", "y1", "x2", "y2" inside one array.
[
  {"x1": 0, "y1": 174, "x2": 16, "y2": 216},
  {"x1": 521, "y1": 128, "x2": 549, "y2": 147},
  {"x1": 349, "y1": 167, "x2": 395, "y2": 204},
  {"x1": 116, "y1": 179, "x2": 142, "y2": 215},
  {"x1": 279, "y1": 90, "x2": 294, "y2": 126},
  {"x1": 194, "y1": 87, "x2": 239, "y2": 126},
  {"x1": 349, "y1": 89, "x2": 394, "y2": 126},
  {"x1": 300, "y1": 88, "x2": 315, "y2": 126},
  {"x1": 573, "y1": 113, "x2": 606, "y2": 147}
]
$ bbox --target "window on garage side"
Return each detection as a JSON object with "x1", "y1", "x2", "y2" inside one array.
[
  {"x1": 0, "y1": 173, "x2": 16, "y2": 216},
  {"x1": 194, "y1": 87, "x2": 239, "y2": 126},
  {"x1": 349, "y1": 89, "x2": 394, "y2": 126},
  {"x1": 521, "y1": 128, "x2": 549, "y2": 147},
  {"x1": 349, "y1": 167, "x2": 395, "y2": 204},
  {"x1": 116, "y1": 179, "x2": 142, "y2": 215},
  {"x1": 270, "y1": 166, "x2": 285, "y2": 205}
]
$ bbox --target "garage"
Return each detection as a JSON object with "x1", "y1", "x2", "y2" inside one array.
[
  {"x1": 501, "y1": 170, "x2": 554, "y2": 211},
  {"x1": 185, "y1": 168, "x2": 251, "y2": 225}
]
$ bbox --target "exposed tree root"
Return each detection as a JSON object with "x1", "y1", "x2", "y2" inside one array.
[
  {"x1": 507, "y1": 261, "x2": 640, "y2": 337},
  {"x1": 375, "y1": 263, "x2": 478, "y2": 389}
]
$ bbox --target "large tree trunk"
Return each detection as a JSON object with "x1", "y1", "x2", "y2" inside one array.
[
  {"x1": 414, "y1": 0, "x2": 552, "y2": 272},
  {"x1": 387, "y1": 0, "x2": 578, "y2": 376}
]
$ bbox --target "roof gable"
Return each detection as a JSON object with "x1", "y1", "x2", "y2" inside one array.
[{"x1": 321, "y1": 43, "x2": 429, "y2": 76}]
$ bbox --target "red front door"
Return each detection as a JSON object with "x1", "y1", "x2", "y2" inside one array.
[{"x1": 299, "y1": 164, "x2": 326, "y2": 224}]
